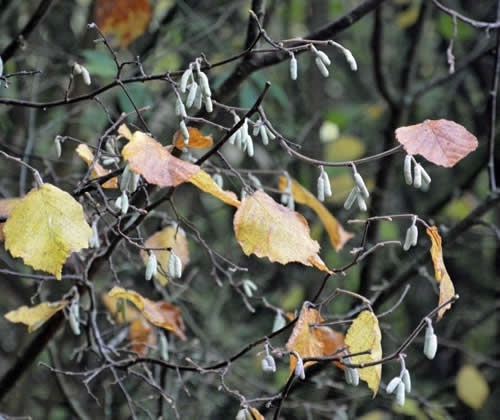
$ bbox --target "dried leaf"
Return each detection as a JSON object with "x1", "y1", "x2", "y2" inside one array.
[
  {"x1": 248, "y1": 407, "x2": 265, "y2": 420},
  {"x1": 101, "y1": 292, "x2": 140, "y2": 324},
  {"x1": 173, "y1": 127, "x2": 213, "y2": 149},
  {"x1": 108, "y1": 287, "x2": 186, "y2": 340},
  {"x1": 4, "y1": 184, "x2": 92, "y2": 280},
  {"x1": 426, "y1": 226, "x2": 456, "y2": 320},
  {"x1": 278, "y1": 176, "x2": 353, "y2": 251},
  {"x1": 233, "y1": 191, "x2": 331, "y2": 272},
  {"x1": 5, "y1": 301, "x2": 68, "y2": 333},
  {"x1": 187, "y1": 170, "x2": 240, "y2": 207},
  {"x1": 344, "y1": 310, "x2": 382, "y2": 396},
  {"x1": 395, "y1": 119, "x2": 478, "y2": 167},
  {"x1": 285, "y1": 302, "x2": 345, "y2": 374},
  {"x1": 76, "y1": 144, "x2": 118, "y2": 188},
  {"x1": 141, "y1": 225, "x2": 190, "y2": 285},
  {"x1": 120, "y1": 125, "x2": 199, "y2": 187},
  {"x1": 95, "y1": 0, "x2": 152, "y2": 48},
  {"x1": 0, "y1": 198, "x2": 21, "y2": 241},
  {"x1": 456, "y1": 364, "x2": 490, "y2": 409},
  {"x1": 129, "y1": 317, "x2": 156, "y2": 357}
]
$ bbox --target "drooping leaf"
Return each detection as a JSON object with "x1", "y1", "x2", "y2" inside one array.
[
  {"x1": 278, "y1": 176, "x2": 353, "y2": 251},
  {"x1": 101, "y1": 292, "x2": 140, "y2": 324},
  {"x1": 233, "y1": 191, "x2": 331, "y2": 272},
  {"x1": 129, "y1": 317, "x2": 156, "y2": 357},
  {"x1": 95, "y1": 0, "x2": 152, "y2": 48},
  {"x1": 173, "y1": 127, "x2": 213, "y2": 149},
  {"x1": 141, "y1": 225, "x2": 190, "y2": 285},
  {"x1": 76, "y1": 144, "x2": 118, "y2": 188},
  {"x1": 426, "y1": 226, "x2": 456, "y2": 320},
  {"x1": 120, "y1": 125, "x2": 199, "y2": 187},
  {"x1": 0, "y1": 198, "x2": 21, "y2": 241},
  {"x1": 120, "y1": 125, "x2": 239, "y2": 206},
  {"x1": 5, "y1": 300, "x2": 68, "y2": 333},
  {"x1": 248, "y1": 407, "x2": 264, "y2": 420},
  {"x1": 187, "y1": 170, "x2": 240, "y2": 207},
  {"x1": 108, "y1": 287, "x2": 186, "y2": 340},
  {"x1": 395, "y1": 119, "x2": 478, "y2": 167},
  {"x1": 285, "y1": 302, "x2": 345, "y2": 375},
  {"x1": 456, "y1": 364, "x2": 490, "y2": 410},
  {"x1": 4, "y1": 184, "x2": 92, "y2": 280},
  {"x1": 344, "y1": 310, "x2": 382, "y2": 396}
]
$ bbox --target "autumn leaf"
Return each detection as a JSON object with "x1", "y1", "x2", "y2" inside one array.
[
  {"x1": 120, "y1": 125, "x2": 239, "y2": 206},
  {"x1": 120, "y1": 125, "x2": 199, "y2": 187},
  {"x1": 76, "y1": 144, "x2": 118, "y2": 188},
  {"x1": 4, "y1": 184, "x2": 92, "y2": 280},
  {"x1": 95, "y1": 0, "x2": 152, "y2": 48},
  {"x1": 173, "y1": 127, "x2": 213, "y2": 149},
  {"x1": 102, "y1": 292, "x2": 140, "y2": 324},
  {"x1": 5, "y1": 300, "x2": 68, "y2": 333},
  {"x1": 395, "y1": 119, "x2": 478, "y2": 167},
  {"x1": 0, "y1": 198, "x2": 21, "y2": 241},
  {"x1": 108, "y1": 287, "x2": 186, "y2": 340},
  {"x1": 188, "y1": 170, "x2": 240, "y2": 207},
  {"x1": 129, "y1": 317, "x2": 156, "y2": 357},
  {"x1": 278, "y1": 176, "x2": 353, "y2": 251},
  {"x1": 344, "y1": 310, "x2": 382, "y2": 396},
  {"x1": 141, "y1": 225, "x2": 190, "y2": 285},
  {"x1": 426, "y1": 226, "x2": 456, "y2": 320},
  {"x1": 234, "y1": 191, "x2": 331, "y2": 272},
  {"x1": 248, "y1": 407, "x2": 264, "y2": 420},
  {"x1": 456, "y1": 364, "x2": 490, "y2": 409},
  {"x1": 285, "y1": 302, "x2": 345, "y2": 375}
]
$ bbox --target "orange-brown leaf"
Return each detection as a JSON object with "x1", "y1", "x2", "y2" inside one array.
[
  {"x1": 278, "y1": 176, "x2": 353, "y2": 251},
  {"x1": 173, "y1": 127, "x2": 213, "y2": 149},
  {"x1": 233, "y1": 191, "x2": 331, "y2": 272},
  {"x1": 0, "y1": 198, "x2": 21, "y2": 241},
  {"x1": 101, "y1": 292, "x2": 140, "y2": 324},
  {"x1": 76, "y1": 144, "x2": 118, "y2": 189},
  {"x1": 285, "y1": 302, "x2": 345, "y2": 374},
  {"x1": 95, "y1": 0, "x2": 152, "y2": 48},
  {"x1": 248, "y1": 408, "x2": 264, "y2": 420},
  {"x1": 108, "y1": 287, "x2": 186, "y2": 340},
  {"x1": 426, "y1": 226, "x2": 456, "y2": 320},
  {"x1": 395, "y1": 119, "x2": 478, "y2": 167},
  {"x1": 120, "y1": 126, "x2": 199, "y2": 187},
  {"x1": 142, "y1": 225, "x2": 190, "y2": 286},
  {"x1": 129, "y1": 317, "x2": 156, "y2": 357}
]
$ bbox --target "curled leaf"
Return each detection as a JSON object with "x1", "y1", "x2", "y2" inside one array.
[
  {"x1": 173, "y1": 127, "x2": 213, "y2": 149},
  {"x1": 344, "y1": 310, "x2": 382, "y2": 396},
  {"x1": 76, "y1": 144, "x2": 118, "y2": 188},
  {"x1": 5, "y1": 301, "x2": 68, "y2": 333},
  {"x1": 234, "y1": 191, "x2": 331, "y2": 272},
  {"x1": 108, "y1": 287, "x2": 186, "y2": 340},
  {"x1": 426, "y1": 226, "x2": 456, "y2": 320},
  {"x1": 285, "y1": 302, "x2": 345, "y2": 375}
]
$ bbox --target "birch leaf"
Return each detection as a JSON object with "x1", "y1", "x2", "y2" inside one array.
[{"x1": 5, "y1": 301, "x2": 68, "y2": 333}]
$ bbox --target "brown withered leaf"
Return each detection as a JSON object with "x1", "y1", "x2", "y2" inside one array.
[{"x1": 129, "y1": 317, "x2": 156, "y2": 357}]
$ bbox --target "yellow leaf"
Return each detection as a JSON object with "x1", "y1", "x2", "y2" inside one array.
[
  {"x1": 344, "y1": 310, "x2": 382, "y2": 396},
  {"x1": 285, "y1": 302, "x2": 344, "y2": 375},
  {"x1": 188, "y1": 170, "x2": 240, "y2": 207},
  {"x1": 141, "y1": 225, "x2": 190, "y2": 285},
  {"x1": 173, "y1": 127, "x2": 213, "y2": 149},
  {"x1": 76, "y1": 144, "x2": 118, "y2": 189},
  {"x1": 0, "y1": 197, "x2": 22, "y2": 241},
  {"x1": 426, "y1": 226, "x2": 456, "y2": 320},
  {"x1": 248, "y1": 407, "x2": 264, "y2": 420},
  {"x1": 5, "y1": 301, "x2": 68, "y2": 333},
  {"x1": 278, "y1": 176, "x2": 353, "y2": 251},
  {"x1": 233, "y1": 191, "x2": 331, "y2": 272},
  {"x1": 4, "y1": 184, "x2": 92, "y2": 280},
  {"x1": 456, "y1": 364, "x2": 490, "y2": 409},
  {"x1": 108, "y1": 287, "x2": 186, "y2": 340}
]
